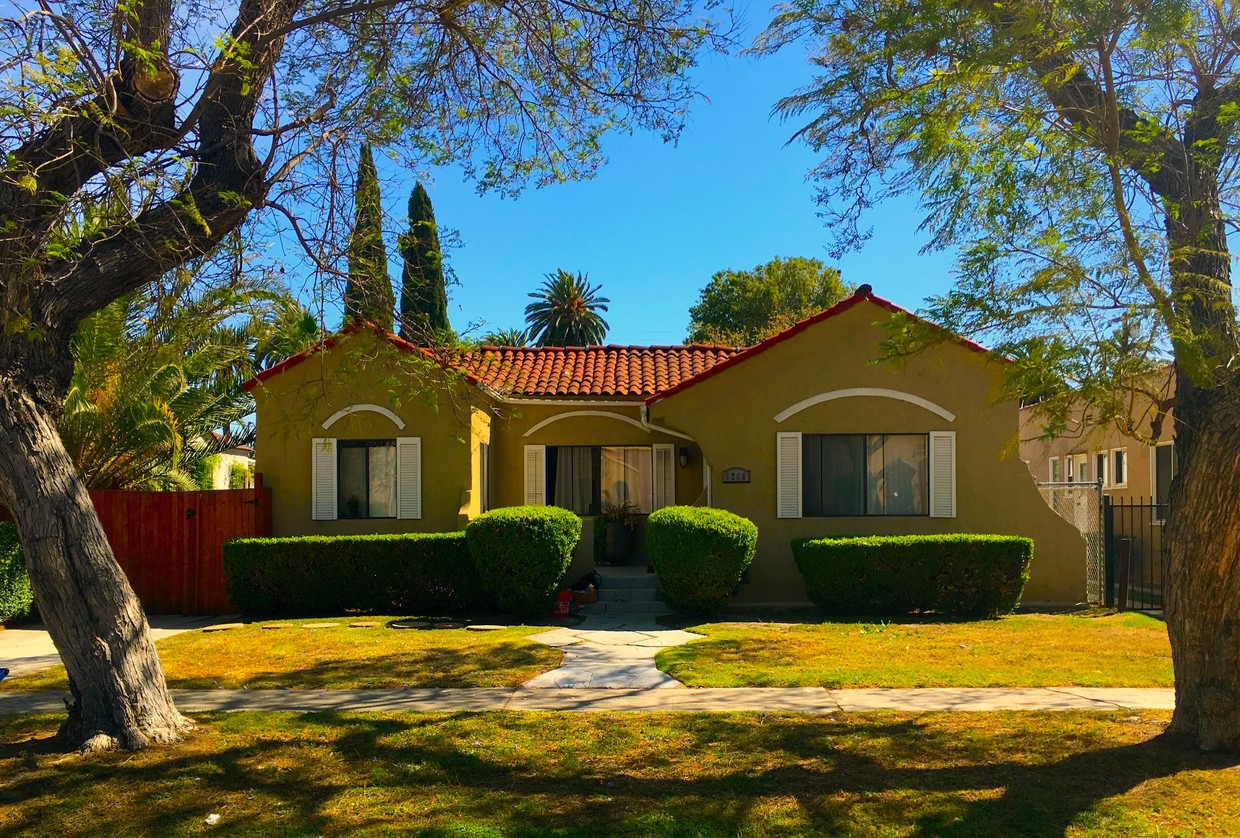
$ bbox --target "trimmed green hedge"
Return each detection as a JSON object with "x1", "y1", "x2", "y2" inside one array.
[
  {"x1": 792, "y1": 534, "x2": 1033, "y2": 617},
  {"x1": 223, "y1": 532, "x2": 488, "y2": 615},
  {"x1": 647, "y1": 506, "x2": 757, "y2": 616},
  {"x1": 466, "y1": 506, "x2": 581, "y2": 618},
  {"x1": 0, "y1": 523, "x2": 33, "y2": 624}
]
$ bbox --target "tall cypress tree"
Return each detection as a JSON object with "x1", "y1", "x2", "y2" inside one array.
[
  {"x1": 398, "y1": 182, "x2": 450, "y2": 342},
  {"x1": 343, "y1": 145, "x2": 395, "y2": 331}
]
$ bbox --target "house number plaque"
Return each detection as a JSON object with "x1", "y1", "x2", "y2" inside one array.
[{"x1": 721, "y1": 467, "x2": 751, "y2": 484}]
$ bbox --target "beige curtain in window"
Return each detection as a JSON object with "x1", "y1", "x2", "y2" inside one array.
[{"x1": 601, "y1": 446, "x2": 654, "y2": 513}]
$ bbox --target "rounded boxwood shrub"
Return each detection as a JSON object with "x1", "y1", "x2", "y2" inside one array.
[
  {"x1": 465, "y1": 505, "x2": 581, "y2": 618},
  {"x1": 646, "y1": 506, "x2": 757, "y2": 616},
  {"x1": 792, "y1": 534, "x2": 1032, "y2": 617},
  {"x1": 0, "y1": 522, "x2": 33, "y2": 624}
]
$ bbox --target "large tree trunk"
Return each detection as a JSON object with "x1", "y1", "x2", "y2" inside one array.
[
  {"x1": 1164, "y1": 374, "x2": 1240, "y2": 751},
  {"x1": 0, "y1": 374, "x2": 190, "y2": 751},
  {"x1": 1163, "y1": 146, "x2": 1240, "y2": 750}
]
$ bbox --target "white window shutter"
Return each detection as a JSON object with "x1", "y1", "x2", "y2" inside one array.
[
  {"x1": 524, "y1": 445, "x2": 546, "y2": 505},
  {"x1": 776, "y1": 432, "x2": 802, "y2": 519},
  {"x1": 653, "y1": 444, "x2": 676, "y2": 510},
  {"x1": 312, "y1": 438, "x2": 337, "y2": 521},
  {"x1": 929, "y1": 431, "x2": 957, "y2": 518},
  {"x1": 397, "y1": 437, "x2": 422, "y2": 520}
]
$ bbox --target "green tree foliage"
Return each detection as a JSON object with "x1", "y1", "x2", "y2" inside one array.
[
  {"x1": 686, "y1": 256, "x2": 852, "y2": 345},
  {"x1": 61, "y1": 270, "x2": 317, "y2": 491},
  {"x1": 524, "y1": 270, "x2": 611, "y2": 346},
  {"x1": 399, "y1": 183, "x2": 451, "y2": 342},
  {"x1": 481, "y1": 327, "x2": 530, "y2": 346},
  {"x1": 758, "y1": 0, "x2": 1240, "y2": 748},
  {"x1": 344, "y1": 145, "x2": 395, "y2": 332}
]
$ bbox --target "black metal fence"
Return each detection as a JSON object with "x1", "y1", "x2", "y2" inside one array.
[{"x1": 1104, "y1": 498, "x2": 1168, "y2": 611}]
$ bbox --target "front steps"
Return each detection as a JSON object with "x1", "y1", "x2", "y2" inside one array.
[{"x1": 581, "y1": 566, "x2": 667, "y2": 616}]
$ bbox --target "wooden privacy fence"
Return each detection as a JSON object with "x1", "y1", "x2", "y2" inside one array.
[{"x1": 1, "y1": 476, "x2": 271, "y2": 615}]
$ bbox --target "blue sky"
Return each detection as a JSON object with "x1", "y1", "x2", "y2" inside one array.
[{"x1": 361, "y1": 37, "x2": 959, "y2": 345}]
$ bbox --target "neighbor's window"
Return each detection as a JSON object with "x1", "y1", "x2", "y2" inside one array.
[
  {"x1": 1095, "y1": 453, "x2": 1108, "y2": 487},
  {"x1": 546, "y1": 445, "x2": 653, "y2": 516},
  {"x1": 1112, "y1": 448, "x2": 1127, "y2": 487},
  {"x1": 337, "y1": 440, "x2": 397, "y2": 519},
  {"x1": 1049, "y1": 457, "x2": 1061, "y2": 482},
  {"x1": 802, "y1": 434, "x2": 928, "y2": 516},
  {"x1": 1153, "y1": 443, "x2": 1176, "y2": 507}
]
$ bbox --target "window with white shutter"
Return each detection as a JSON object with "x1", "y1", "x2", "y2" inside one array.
[
  {"x1": 652, "y1": 444, "x2": 675, "y2": 509},
  {"x1": 929, "y1": 430, "x2": 956, "y2": 518},
  {"x1": 776, "y1": 432, "x2": 802, "y2": 518},
  {"x1": 311, "y1": 438, "x2": 337, "y2": 520},
  {"x1": 396, "y1": 437, "x2": 422, "y2": 520},
  {"x1": 524, "y1": 445, "x2": 546, "y2": 505}
]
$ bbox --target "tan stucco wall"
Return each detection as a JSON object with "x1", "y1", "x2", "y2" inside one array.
[
  {"x1": 1019, "y1": 372, "x2": 1175, "y2": 501},
  {"x1": 648, "y1": 299, "x2": 1087, "y2": 606},
  {"x1": 253, "y1": 332, "x2": 487, "y2": 536}
]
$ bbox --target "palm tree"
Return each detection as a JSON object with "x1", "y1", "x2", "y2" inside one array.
[
  {"x1": 60, "y1": 269, "x2": 318, "y2": 490},
  {"x1": 524, "y1": 270, "x2": 610, "y2": 346},
  {"x1": 481, "y1": 327, "x2": 530, "y2": 347}
]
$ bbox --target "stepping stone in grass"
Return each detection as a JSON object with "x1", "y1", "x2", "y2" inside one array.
[
  {"x1": 389, "y1": 621, "x2": 432, "y2": 630},
  {"x1": 466, "y1": 625, "x2": 506, "y2": 632},
  {"x1": 349, "y1": 621, "x2": 380, "y2": 628},
  {"x1": 301, "y1": 623, "x2": 340, "y2": 629},
  {"x1": 202, "y1": 623, "x2": 245, "y2": 632}
]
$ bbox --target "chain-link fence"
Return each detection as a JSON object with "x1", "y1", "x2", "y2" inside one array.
[{"x1": 1037, "y1": 481, "x2": 1104, "y2": 604}]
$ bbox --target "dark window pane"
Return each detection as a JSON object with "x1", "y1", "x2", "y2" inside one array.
[
  {"x1": 1155, "y1": 445, "x2": 1175, "y2": 505},
  {"x1": 338, "y1": 444, "x2": 368, "y2": 519},
  {"x1": 548, "y1": 445, "x2": 596, "y2": 515},
  {"x1": 802, "y1": 434, "x2": 864, "y2": 516}
]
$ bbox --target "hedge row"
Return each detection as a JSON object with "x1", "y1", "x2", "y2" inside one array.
[
  {"x1": 792, "y1": 534, "x2": 1033, "y2": 618},
  {"x1": 223, "y1": 532, "x2": 488, "y2": 615},
  {"x1": 0, "y1": 523, "x2": 33, "y2": 623}
]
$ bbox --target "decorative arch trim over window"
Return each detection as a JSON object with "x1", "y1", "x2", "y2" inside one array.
[
  {"x1": 522, "y1": 410, "x2": 648, "y2": 438},
  {"x1": 773, "y1": 388, "x2": 956, "y2": 424},
  {"x1": 321, "y1": 403, "x2": 407, "y2": 430}
]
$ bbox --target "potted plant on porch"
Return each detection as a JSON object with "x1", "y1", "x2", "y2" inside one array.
[{"x1": 594, "y1": 500, "x2": 640, "y2": 566}]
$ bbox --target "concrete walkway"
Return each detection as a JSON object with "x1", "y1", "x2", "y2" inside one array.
[
  {"x1": 524, "y1": 616, "x2": 700, "y2": 689},
  {"x1": 0, "y1": 686, "x2": 1175, "y2": 715}
]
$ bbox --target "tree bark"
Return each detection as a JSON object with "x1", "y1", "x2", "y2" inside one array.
[
  {"x1": 0, "y1": 371, "x2": 190, "y2": 751},
  {"x1": 1165, "y1": 374, "x2": 1240, "y2": 750}
]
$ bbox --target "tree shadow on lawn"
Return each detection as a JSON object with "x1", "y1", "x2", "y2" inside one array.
[
  {"x1": 657, "y1": 605, "x2": 1163, "y2": 631},
  {"x1": 0, "y1": 711, "x2": 1234, "y2": 836}
]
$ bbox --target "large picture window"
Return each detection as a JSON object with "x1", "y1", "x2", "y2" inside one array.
[
  {"x1": 802, "y1": 434, "x2": 929, "y2": 516},
  {"x1": 337, "y1": 440, "x2": 397, "y2": 519},
  {"x1": 545, "y1": 445, "x2": 654, "y2": 515}
]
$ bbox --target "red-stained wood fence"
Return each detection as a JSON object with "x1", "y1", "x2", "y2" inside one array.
[{"x1": 1, "y1": 476, "x2": 271, "y2": 615}]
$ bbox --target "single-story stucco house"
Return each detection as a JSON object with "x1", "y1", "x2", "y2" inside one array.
[{"x1": 244, "y1": 286, "x2": 1086, "y2": 605}]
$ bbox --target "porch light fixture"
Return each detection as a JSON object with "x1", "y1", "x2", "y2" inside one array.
[{"x1": 678, "y1": 447, "x2": 690, "y2": 469}]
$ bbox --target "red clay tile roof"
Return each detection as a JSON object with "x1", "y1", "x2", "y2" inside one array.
[
  {"x1": 464, "y1": 345, "x2": 740, "y2": 398},
  {"x1": 242, "y1": 323, "x2": 740, "y2": 398}
]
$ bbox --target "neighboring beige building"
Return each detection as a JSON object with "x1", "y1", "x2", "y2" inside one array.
[
  {"x1": 1019, "y1": 368, "x2": 1176, "y2": 504},
  {"x1": 245, "y1": 287, "x2": 1087, "y2": 606}
]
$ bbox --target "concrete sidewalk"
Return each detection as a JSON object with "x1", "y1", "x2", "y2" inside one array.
[{"x1": 0, "y1": 686, "x2": 1175, "y2": 715}]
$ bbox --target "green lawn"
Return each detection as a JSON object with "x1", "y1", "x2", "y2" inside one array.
[
  {"x1": 657, "y1": 612, "x2": 1173, "y2": 688},
  {"x1": 1, "y1": 710, "x2": 1236, "y2": 836},
  {"x1": 3, "y1": 619, "x2": 562, "y2": 691}
]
